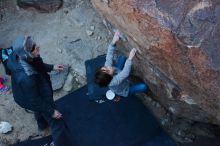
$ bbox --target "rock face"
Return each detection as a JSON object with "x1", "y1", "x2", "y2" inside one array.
[
  {"x1": 92, "y1": 0, "x2": 220, "y2": 125},
  {"x1": 17, "y1": 0, "x2": 63, "y2": 13}
]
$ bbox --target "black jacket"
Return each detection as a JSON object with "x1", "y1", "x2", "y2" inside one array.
[{"x1": 7, "y1": 53, "x2": 55, "y2": 116}]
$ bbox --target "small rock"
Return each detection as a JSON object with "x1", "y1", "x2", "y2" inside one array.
[
  {"x1": 169, "y1": 107, "x2": 175, "y2": 113},
  {"x1": 152, "y1": 101, "x2": 157, "y2": 107},
  {"x1": 145, "y1": 96, "x2": 152, "y2": 102},
  {"x1": 161, "y1": 118, "x2": 169, "y2": 126},
  {"x1": 180, "y1": 94, "x2": 197, "y2": 105},
  {"x1": 103, "y1": 19, "x2": 107, "y2": 27},
  {"x1": 97, "y1": 36, "x2": 102, "y2": 40},
  {"x1": 90, "y1": 26, "x2": 95, "y2": 31},
  {"x1": 86, "y1": 30, "x2": 93, "y2": 36},
  {"x1": 50, "y1": 141, "x2": 54, "y2": 146},
  {"x1": 64, "y1": 10, "x2": 68, "y2": 14},
  {"x1": 0, "y1": 121, "x2": 13, "y2": 134},
  {"x1": 73, "y1": 18, "x2": 84, "y2": 27},
  {"x1": 63, "y1": 73, "x2": 74, "y2": 92},
  {"x1": 186, "y1": 133, "x2": 195, "y2": 141},
  {"x1": 63, "y1": 8, "x2": 69, "y2": 14},
  {"x1": 57, "y1": 48, "x2": 62, "y2": 53},
  {"x1": 50, "y1": 66, "x2": 69, "y2": 90},
  {"x1": 103, "y1": 0, "x2": 109, "y2": 4},
  {"x1": 16, "y1": 5, "x2": 20, "y2": 11},
  {"x1": 184, "y1": 137, "x2": 193, "y2": 142},
  {"x1": 69, "y1": 38, "x2": 81, "y2": 44},
  {"x1": 17, "y1": 0, "x2": 63, "y2": 13},
  {"x1": 156, "y1": 103, "x2": 161, "y2": 108},
  {"x1": 177, "y1": 130, "x2": 183, "y2": 136}
]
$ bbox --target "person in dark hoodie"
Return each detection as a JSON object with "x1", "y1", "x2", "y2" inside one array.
[{"x1": 7, "y1": 36, "x2": 73, "y2": 146}]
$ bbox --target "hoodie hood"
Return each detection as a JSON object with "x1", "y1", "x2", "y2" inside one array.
[{"x1": 12, "y1": 36, "x2": 35, "y2": 59}]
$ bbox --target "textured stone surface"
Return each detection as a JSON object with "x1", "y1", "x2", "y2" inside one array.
[
  {"x1": 17, "y1": 0, "x2": 63, "y2": 13},
  {"x1": 50, "y1": 66, "x2": 69, "y2": 90},
  {"x1": 92, "y1": 0, "x2": 220, "y2": 125},
  {"x1": 63, "y1": 72, "x2": 74, "y2": 92},
  {"x1": 0, "y1": 121, "x2": 13, "y2": 134}
]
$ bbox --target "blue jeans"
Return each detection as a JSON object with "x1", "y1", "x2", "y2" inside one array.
[
  {"x1": 129, "y1": 83, "x2": 148, "y2": 95},
  {"x1": 115, "y1": 55, "x2": 126, "y2": 70},
  {"x1": 115, "y1": 55, "x2": 148, "y2": 95},
  {"x1": 35, "y1": 112, "x2": 74, "y2": 146}
]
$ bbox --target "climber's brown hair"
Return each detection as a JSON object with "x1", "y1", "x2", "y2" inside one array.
[{"x1": 94, "y1": 68, "x2": 113, "y2": 87}]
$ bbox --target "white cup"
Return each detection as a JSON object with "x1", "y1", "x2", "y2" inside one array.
[{"x1": 106, "y1": 90, "x2": 115, "y2": 100}]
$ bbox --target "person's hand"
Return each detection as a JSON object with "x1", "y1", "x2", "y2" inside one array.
[
  {"x1": 111, "y1": 30, "x2": 120, "y2": 44},
  {"x1": 54, "y1": 64, "x2": 64, "y2": 71},
  {"x1": 52, "y1": 110, "x2": 62, "y2": 119},
  {"x1": 128, "y1": 48, "x2": 137, "y2": 60}
]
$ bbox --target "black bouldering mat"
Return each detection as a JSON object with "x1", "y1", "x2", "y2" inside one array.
[{"x1": 12, "y1": 85, "x2": 176, "y2": 146}]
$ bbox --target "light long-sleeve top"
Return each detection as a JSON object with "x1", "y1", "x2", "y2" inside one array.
[{"x1": 104, "y1": 43, "x2": 132, "y2": 97}]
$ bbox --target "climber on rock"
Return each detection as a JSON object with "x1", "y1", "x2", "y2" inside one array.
[{"x1": 94, "y1": 30, "x2": 148, "y2": 101}]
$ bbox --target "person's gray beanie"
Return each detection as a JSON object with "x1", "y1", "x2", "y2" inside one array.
[{"x1": 13, "y1": 36, "x2": 35, "y2": 58}]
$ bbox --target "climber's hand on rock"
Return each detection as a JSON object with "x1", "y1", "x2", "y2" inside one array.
[
  {"x1": 128, "y1": 48, "x2": 137, "y2": 60},
  {"x1": 112, "y1": 30, "x2": 120, "y2": 44}
]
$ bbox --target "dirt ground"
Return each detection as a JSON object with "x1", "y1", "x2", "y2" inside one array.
[{"x1": 0, "y1": 0, "x2": 111, "y2": 145}]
